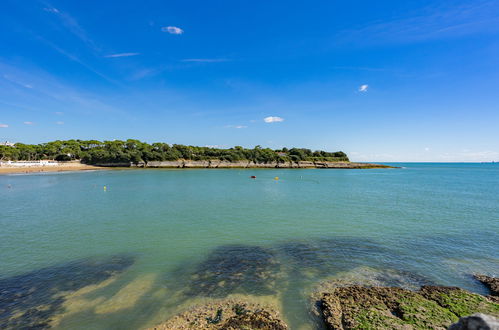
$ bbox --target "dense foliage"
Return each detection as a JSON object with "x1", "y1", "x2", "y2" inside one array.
[{"x1": 0, "y1": 139, "x2": 349, "y2": 164}]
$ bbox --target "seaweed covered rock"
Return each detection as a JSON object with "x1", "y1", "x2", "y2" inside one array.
[
  {"x1": 150, "y1": 299, "x2": 288, "y2": 329},
  {"x1": 317, "y1": 285, "x2": 499, "y2": 329},
  {"x1": 474, "y1": 275, "x2": 499, "y2": 296},
  {"x1": 185, "y1": 245, "x2": 281, "y2": 298},
  {"x1": 420, "y1": 286, "x2": 499, "y2": 317}
]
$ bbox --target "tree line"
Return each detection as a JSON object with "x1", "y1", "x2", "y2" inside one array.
[{"x1": 0, "y1": 139, "x2": 349, "y2": 164}]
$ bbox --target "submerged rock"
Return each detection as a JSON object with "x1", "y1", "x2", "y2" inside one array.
[
  {"x1": 275, "y1": 238, "x2": 396, "y2": 279},
  {"x1": 448, "y1": 313, "x2": 499, "y2": 330},
  {"x1": 317, "y1": 286, "x2": 499, "y2": 329},
  {"x1": 185, "y1": 245, "x2": 281, "y2": 298},
  {"x1": 150, "y1": 299, "x2": 288, "y2": 329},
  {"x1": 315, "y1": 266, "x2": 431, "y2": 291},
  {"x1": 0, "y1": 254, "x2": 134, "y2": 329},
  {"x1": 475, "y1": 275, "x2": 499, "y2": 296}
]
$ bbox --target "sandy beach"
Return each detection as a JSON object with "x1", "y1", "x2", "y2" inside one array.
[{"x1": 0, "y1": 163, "x2": 107, "y2": 175}]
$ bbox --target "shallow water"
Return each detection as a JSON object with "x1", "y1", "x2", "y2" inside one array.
[{"x1": 1, "y1": 163, "x2": 498, "y2": 329}]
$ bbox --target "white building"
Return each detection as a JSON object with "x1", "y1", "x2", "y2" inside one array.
[{"x1": 0, "y1": 141, "x2": 15, "y2": 147}]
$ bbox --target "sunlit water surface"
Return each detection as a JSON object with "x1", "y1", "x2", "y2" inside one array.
[{"x1": 1, "y1": 163, "x2": 498, "y2": 329}]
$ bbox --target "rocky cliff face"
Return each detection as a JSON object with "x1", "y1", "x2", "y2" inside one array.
[{"x1": 142, "y1": 160, "x2": 392, "y2": 169}]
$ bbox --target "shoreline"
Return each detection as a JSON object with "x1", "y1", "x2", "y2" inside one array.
[
  {"x1": 0, "y1": 164, "x2": 108, "y2": 175},
  {"x1": 0, "y1": 161, "x2": 395, "y2": 175},
  {"x1": 98, "y1": 160, "x2": 397, "y2": 169}
]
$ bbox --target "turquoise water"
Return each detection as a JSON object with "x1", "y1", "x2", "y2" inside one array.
[{"x1": 1, "y1": 163, "x2": 498, "y2": 329}]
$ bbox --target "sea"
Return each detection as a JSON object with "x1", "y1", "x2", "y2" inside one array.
[{"x1": 1, "y1": 163, "x2": 498, "y2": 329}]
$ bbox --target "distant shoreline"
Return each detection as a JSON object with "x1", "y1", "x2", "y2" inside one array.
[
  {"x1": 0, "y1": 160, "x2": 394, "y2": 175},
  {"x1": 0, "y1": 163, "x2": 108, "y2": 175}
]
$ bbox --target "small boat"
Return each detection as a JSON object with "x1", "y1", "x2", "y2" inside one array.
[{"x1": 250, "y1": 175, "x2": 256, "y2": 179}]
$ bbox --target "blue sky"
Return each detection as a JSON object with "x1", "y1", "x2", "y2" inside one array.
[{"x1": 1, "y1": 0, "x2": 499, "y2": 161}]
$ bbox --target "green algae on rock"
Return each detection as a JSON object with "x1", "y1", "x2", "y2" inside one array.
[{"x1": 317, "y1": 285, "x2": 499, "y2": 329}]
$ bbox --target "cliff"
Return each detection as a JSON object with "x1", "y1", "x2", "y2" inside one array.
[{"x1": 133, "y1": 160, "x2": 394, "y2": 169}]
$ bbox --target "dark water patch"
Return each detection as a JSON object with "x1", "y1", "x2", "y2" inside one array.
[
  {"x1": 0, "y1": 254, "x2": 135, "y2": 329},
  {"x1": 184, "y1": 245, "x2": 281, "y2": 298},
  {"x1": 276, "y1": 237, "x2": 393, "y2": 278}
]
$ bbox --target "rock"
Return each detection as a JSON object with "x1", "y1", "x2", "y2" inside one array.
[
  {"x1": 475, "y1": 275, "x2": 499, "y2": 296},
  {"x1": 150, "y1": 299, "x2": 288, "y2": 329},
  {"x1": 184, "y1": 245, "x2": 281, "y2": 298},
  {"x1": 448, "y1": 313, "x2": 499, "y2": 330},
  {"x1": 317, "y1": 285, "x2": 499, "y2": 330}
]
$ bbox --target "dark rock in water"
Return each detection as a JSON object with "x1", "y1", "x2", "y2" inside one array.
[
  {"x1": 185, "y1": 245, "x2": 281, "y2": 298},
  {"x1": 448, "y1": 313, "x2": 499, "y2": 330},
  {"x1": 317, "y1": 285, "x2": 499, "y2": 330},
  {"x1": 475, "y1": 275, "x2": 499, "y2": 297},
  {"x1": 276, "y1": 238, "x2": 394, "y2": 277},
  {"x1": 150, "y1": 299, "x2": 288, "y2": 329},
  {"x1": 0, "y1": 254, "x2": 135, "y2": 329}
]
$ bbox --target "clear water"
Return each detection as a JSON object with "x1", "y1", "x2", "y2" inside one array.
[{"x1": 1, "y1": 163, "x2": 498, "y2": 329}]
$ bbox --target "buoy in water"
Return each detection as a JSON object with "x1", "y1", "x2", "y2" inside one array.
[
  {"x1": 103, "y1": 186, "x2": 107, "y2": 191},
  {"x1": 274, "y1": 176, "x2": 279, "y2": 180},
  {"x1": 250, "y1": 176, "x2": 256, "y2": 179}
]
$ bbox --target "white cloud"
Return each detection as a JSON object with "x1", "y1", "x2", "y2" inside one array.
[
  {"x1": 424, "y1": 147, "x2": 430, "y2": 151},
  {"x1": 0, "y1": 124, "x2": 8, "y2": 128},
  {"x1": 182, "y1": 58, "x2": 228, "y2": 63},
  {"x1": 104, "y1": 53, "x2": 140, "y2": 58},
  {"x1": 359, "y1": 84, "x2": 369, "y2": 92},
  {"x1": 162, "y1": 26, "x2": 184, "y2": 34},
  {"x1": 264, "y1": 116, "x2": 284, "y2": 123},
  {"x1": 226, "y1": 125, "x2": 247, "y2": 129},
  {"x1": 56, "y1": 121, "x2": 64, "y2": 125},
  {"x1": 23, "y1": 121, "x2": 34, "y2": 125},
  {"x1": 44, "y1": 7, "x2": 60, "y2": 13}
]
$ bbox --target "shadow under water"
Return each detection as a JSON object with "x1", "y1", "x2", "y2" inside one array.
[
  {"x1": 0, "y1": 254, "x2": 135, "y2": 329},
  {"x1": 184, "y1": 245, "x2": 282, "y2": 298}
]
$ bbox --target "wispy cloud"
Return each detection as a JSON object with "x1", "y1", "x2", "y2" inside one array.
[
  {"x1": 264, "y1": 116, "x2": 284, "y2": 123},
  {"x1": 3, "y1": 74, "x2": 33, "y2": 89},
  {"x1": 42, "y1": 4, "x2": 100, "y2": 52},
  {"x1": 55, "y1": 111, "x2": 64, "y2": 115},
  {"x1": 35, "y1": 36, "x2": 122, "y2": 86},
  {"x1": 43, "y1": 7, "x2": 60, "y2": 13},
  {"x1": 104, "y1": 53, "x2": 140, "y2": 58},
  {"x1": 225, "y1": 125, "x2": 247, "y2": 129},
  {"x1": 23, "y1": 121, "x2": 34, "y2": 125},
  {"x1": 359, "y1": 84, "x2": 369, "y2": 92},
  {"x1": 56, "y1": 121, "x2": 64, "y2": 125},
  {"x1": 0, "y1": 124, "x2": 8, "y2": 128},
  {"x1": 338, "y1": 1, "x2": 499, "y2": 45},
  {"x1": 162, "y1": 26, "x2": 184, "y2": 34},
  {"x1": 182, "y1": 58, "x2": 229, "y2": 63}
]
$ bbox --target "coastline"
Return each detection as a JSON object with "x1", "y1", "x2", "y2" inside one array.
[
  {"x1": 0, "y1": 163, "x2": 108, "y2": 175},
  {"x1": 0, "y1": 161, "x2": 395, "y2": 175},
  {"x1": 99, "y1": 160, "x2": 396, "y2": 169}
]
